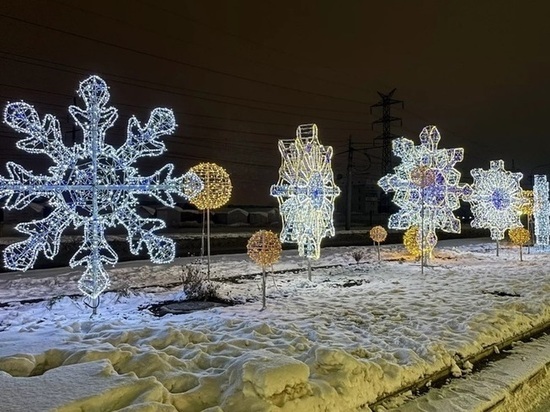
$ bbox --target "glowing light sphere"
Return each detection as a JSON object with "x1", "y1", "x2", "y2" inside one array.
[
  {"x1": 369, "y1": 226, "x2": 388, "y2": 243},
  {"x1": 189, "y1": 162, "x2": 232, "y2": 210},
  {"x1": 464, "y1": 160, "x2": 523, "y2": 241},
  {"x1": 270, "y1": 124, "x2": 341, "y2": 260},
  {"x1": 518, "y1": 190, "x2": 534, "y2": 216},
  {"x1": 0, "y1": 76, "x2": 203, "y2": 300},
  {"x1": 509, "y1": 227, "x2": 530, "y2": 246},
  {"x1": 533, "y1": 174, "x2": 550, "y2": 246},
  {"x1": 378, "y1": 125, "x2": 470, "y2": 253},
  {"x1": 247, "y1": 230, "x2": 282, "y2": 267}
]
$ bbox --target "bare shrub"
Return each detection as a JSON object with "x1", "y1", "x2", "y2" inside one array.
[{"x1": 181, "y1": 263, "x2": 220, "y2": 301}]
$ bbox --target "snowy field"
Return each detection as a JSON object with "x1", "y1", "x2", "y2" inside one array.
[{"x1": 0, "y1": 238, "x2": 549, "y2": 411}]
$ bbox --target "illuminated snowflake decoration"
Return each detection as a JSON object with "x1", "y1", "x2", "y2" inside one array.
[
  {"x1": 464, "y1": 160, "x2": 523, "y2": 240},
  {"x1": 378, "y1": 125, "x2": 470, "y2": 252},
  {"x1": 533, "y1": 174, "x2": 550, "y2": 246},
  {"x1": 0, "y1": 75, "x2": 203, "y2": 299},
  {"x1": 270, "y1": 124, "x2": 340, "y2": 260}
]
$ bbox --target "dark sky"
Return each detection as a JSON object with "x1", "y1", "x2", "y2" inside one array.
[{"x1": 1, "y1": 0, "x2": 549, "y2": 207}]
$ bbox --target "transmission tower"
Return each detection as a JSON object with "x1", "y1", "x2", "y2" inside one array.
[{"x1": 370, "y1": 89, "x2": 404, "y2": 176}]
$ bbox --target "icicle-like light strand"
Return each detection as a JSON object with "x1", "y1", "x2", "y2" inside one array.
[
  {"x1": 378, "y1": 125, "x2": 470, "y2": 253},
  {"x1": 270, "y1": 124, "x2": 340, "y2": 260},
  {"x1": 464, "y1": 160, "x2": 523, "y2": 241},
  {"x1": 0, "y1": 75, "x2": 203, "y2": 299}
]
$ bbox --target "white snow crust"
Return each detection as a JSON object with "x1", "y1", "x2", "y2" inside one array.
[{"x1": 0, "y1": 238, "x2": 549, "y2": 411}]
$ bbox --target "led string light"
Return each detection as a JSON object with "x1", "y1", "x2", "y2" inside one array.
[
  {"x1": 509, "y1": 226, "x2": 530, "y2": 261},
  {"x1": 188, "y1": 162, "x2": 232, "y2": 279},
  {"x1": 378, "y1": 125, "x2": 470, "y2": 259},
  {"x1": 270, "y1": 124, "x2": 340, "y2": 263},
  {"x1": 0, "y1": 75, "x2": 203, "y2": 302},
  {"x1": 464, "y1": 160, "x2": 523, "y2": 243},
  {"x1": 533, "y1": 174, "x2": 550, "y2": 247},
  {"x1": 369, "y1": 225, "x2": 387, "y2": 261},
  {"x1": 247, "y1": 229, "x2": 282, "y2": 310}
]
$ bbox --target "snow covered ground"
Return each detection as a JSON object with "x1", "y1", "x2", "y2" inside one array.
[{"x1": 0, "y1": 237, "x2": 549, "y2": 411}]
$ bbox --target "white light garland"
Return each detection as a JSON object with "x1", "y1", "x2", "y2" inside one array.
[
  {"x1": 270, "y1": 124, "x2": 340, "y2": 260},
  {"x1": 378, "y1": 125, "x2": 470, "y2": 254},
  {"x1": 464, "y1": 160, "x2": 523, "y2": 241},
  {"x1": 533, "y1": 174, "x2": 550, "y2": 246},
  {"x1": 0, "y1": 75, "x2": 203, "y2": 300}
]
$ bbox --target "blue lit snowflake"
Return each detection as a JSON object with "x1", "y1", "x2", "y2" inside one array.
[
  {"x1": 533, "y1": 174, "x2": 550, "y2": 246},
  {"x1": 270, "y1": 124, "x2": 340, "y2": 260},
  {"x1": 0, "y1": 76, "x2": 203, "y2": 299},
  {"x1": 464, "y1": 160, "x2": 523, "y2": 240},
  {"x1": 378, "y1": 125, "x2": 470, "y2": 253}
]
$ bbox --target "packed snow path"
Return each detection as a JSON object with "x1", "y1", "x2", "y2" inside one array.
[{"x1": 0, "y1": 238, "x2": 549, "y2": 411}]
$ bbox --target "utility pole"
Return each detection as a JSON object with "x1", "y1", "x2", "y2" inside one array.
[
  {"x1": 370, "y1": 89, "x2": 404, "y2": 176},
  {"x1": 371, "y1": 89, "x2": 403, "y2": 212},
  {"x1": 346, "y1": 135, "x2": 353, "y2": 230}
]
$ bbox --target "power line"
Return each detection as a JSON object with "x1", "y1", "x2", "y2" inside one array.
[{"x1": 0, "y1": 12, "x2": 373, "y2": 106}]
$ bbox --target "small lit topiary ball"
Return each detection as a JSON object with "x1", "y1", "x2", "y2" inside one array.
[
  {"x1": 518, "y1": 190, "x2": 534, "y2": 216},
  {"x1": 509, "y1": 227, "x2": 530, "y2": 246},
  {"x1": 189, "y1": 162, "x2": 232, "y2": 210},
  {"x1": 247, "y1": 230, "x2": 282, "y2": 267},
  {"x1": 370, "y1": 225, "x2": 387, "y2": 243}
]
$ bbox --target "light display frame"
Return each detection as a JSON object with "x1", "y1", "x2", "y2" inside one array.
[
  {"x1": 464, "y1": 160, "x2": 523, "y2": 242},
  {"x1": 378, "y1": 125, "x2": 470, "y2": 259},
  {"x1": 533, "y1": 174, "x2": 550, "y2": 247},
  {"x1": 270, "y1": 123, "x2": 340, "y2": 262},
  {"x1": 0, "y1": 75, "x2": 203, "y2": 302}
]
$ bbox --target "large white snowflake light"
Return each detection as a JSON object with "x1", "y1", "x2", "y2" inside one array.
[
  {"x1": 378, "y1": 125, "x2": 470, "y2": 254},
  {"x1": 270, "y1": 124, "x2": 340, "y2": 260},
  {"x1": 533, "y1": 174, "x2": 550, "y2": 247},
  {"x1": 464, "y1": 160, "x2": 523, "y2": 240},
  {"x1": 0, "y1": 75, "x2": 203, "y2": 300}
]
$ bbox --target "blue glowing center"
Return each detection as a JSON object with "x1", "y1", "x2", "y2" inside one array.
[{"x1": 491, "y1": 189, "x2": 511, "y2": 210}]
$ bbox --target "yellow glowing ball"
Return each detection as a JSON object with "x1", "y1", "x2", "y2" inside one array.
[
  {"x1": 247, "y1": 230, "x2": 282, "y2": 267},
  {"x1": 508, "y1": 227, "x2": 530, "y2": 246},
  {"x1": 189, "y1": 162, "x2": 232, "y2": 210},
  {"x1": 518, "y1": 190, "x2": 534, "y2": 216},
  {"x1": 370, "y1": 226, "x2": 388, "y2": 243}
]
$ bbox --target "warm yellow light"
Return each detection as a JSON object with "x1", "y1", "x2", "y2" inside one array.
[
  {"x1": 189, "y1": 162, "x2": 232, "y2": 210},
  {"x1": 518, "y1": 190, "x2": 534, "y2": 216},
  {"x1": 509, "y1": 227, "x2": 530, "y2": 246},
  {"x1": 370, "y1": 226, "x2": 388, "y2": 243},
  {"x1": 247, "y1": 230, "x2": 282, "y2": 267},
  {"x1": 403, "y1": 226, "x2": 421, "y2": 258}
]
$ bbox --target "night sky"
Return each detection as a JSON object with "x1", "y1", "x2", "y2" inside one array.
[{"x1": 1, "y1": 0, "x2": 549, "y2": 207}]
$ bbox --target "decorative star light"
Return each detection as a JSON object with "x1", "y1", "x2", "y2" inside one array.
[
  {"x1": 270, "y1": 123, "x2": 340, "y2": 261},
  {"x1": 378, "y1": 125, "x2": 470, "y2": 256},
  {"x1": 0, "y1": 75, "x2": 203, "y2": 301},
  {"x1": 464, "y1": 160, "x2": 523, "y2": 241},
  {"x1": 533, "y1": 174, "x2": 550, "y2": 247}
]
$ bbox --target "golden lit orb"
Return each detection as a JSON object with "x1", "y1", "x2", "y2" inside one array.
[
  {"x1": 247, "y1": 230, "x2": 282, "y2": 267},
  {"x1": 189, "y1": 162, "x2": 232, "y2": 210},
  {"x1": 370, "y1": 226, "x2": 388, "y2": 243},
  {"x1": 508, "y1": 227, "x2": 530, "y2": 246},
  {"x1": 518, "y1": 190, "x2": 534, "y2": 216}
]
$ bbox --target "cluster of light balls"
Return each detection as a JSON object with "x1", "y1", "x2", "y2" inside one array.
[
  {"x1": 464, "y1": 160, "x2": 523, "y2": 241},
  {"x1": 0, "y1": 76, "x2": 203, "y2": 299},
  {"x1": 509, "y1": 227, "x2": 530, "y2": 246},
  {"x1": 189, "y1": 162, "x2": 232, "y2": 210},
  {"x1": 270, "y1": 124, "x2": 340, "y2": 260},
  {"x1": 246, "y1": 230, "x2": 282, "y2": 267},
  {"x1": 378, "y1": 125, "x2": 469, "y2": 256}
]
